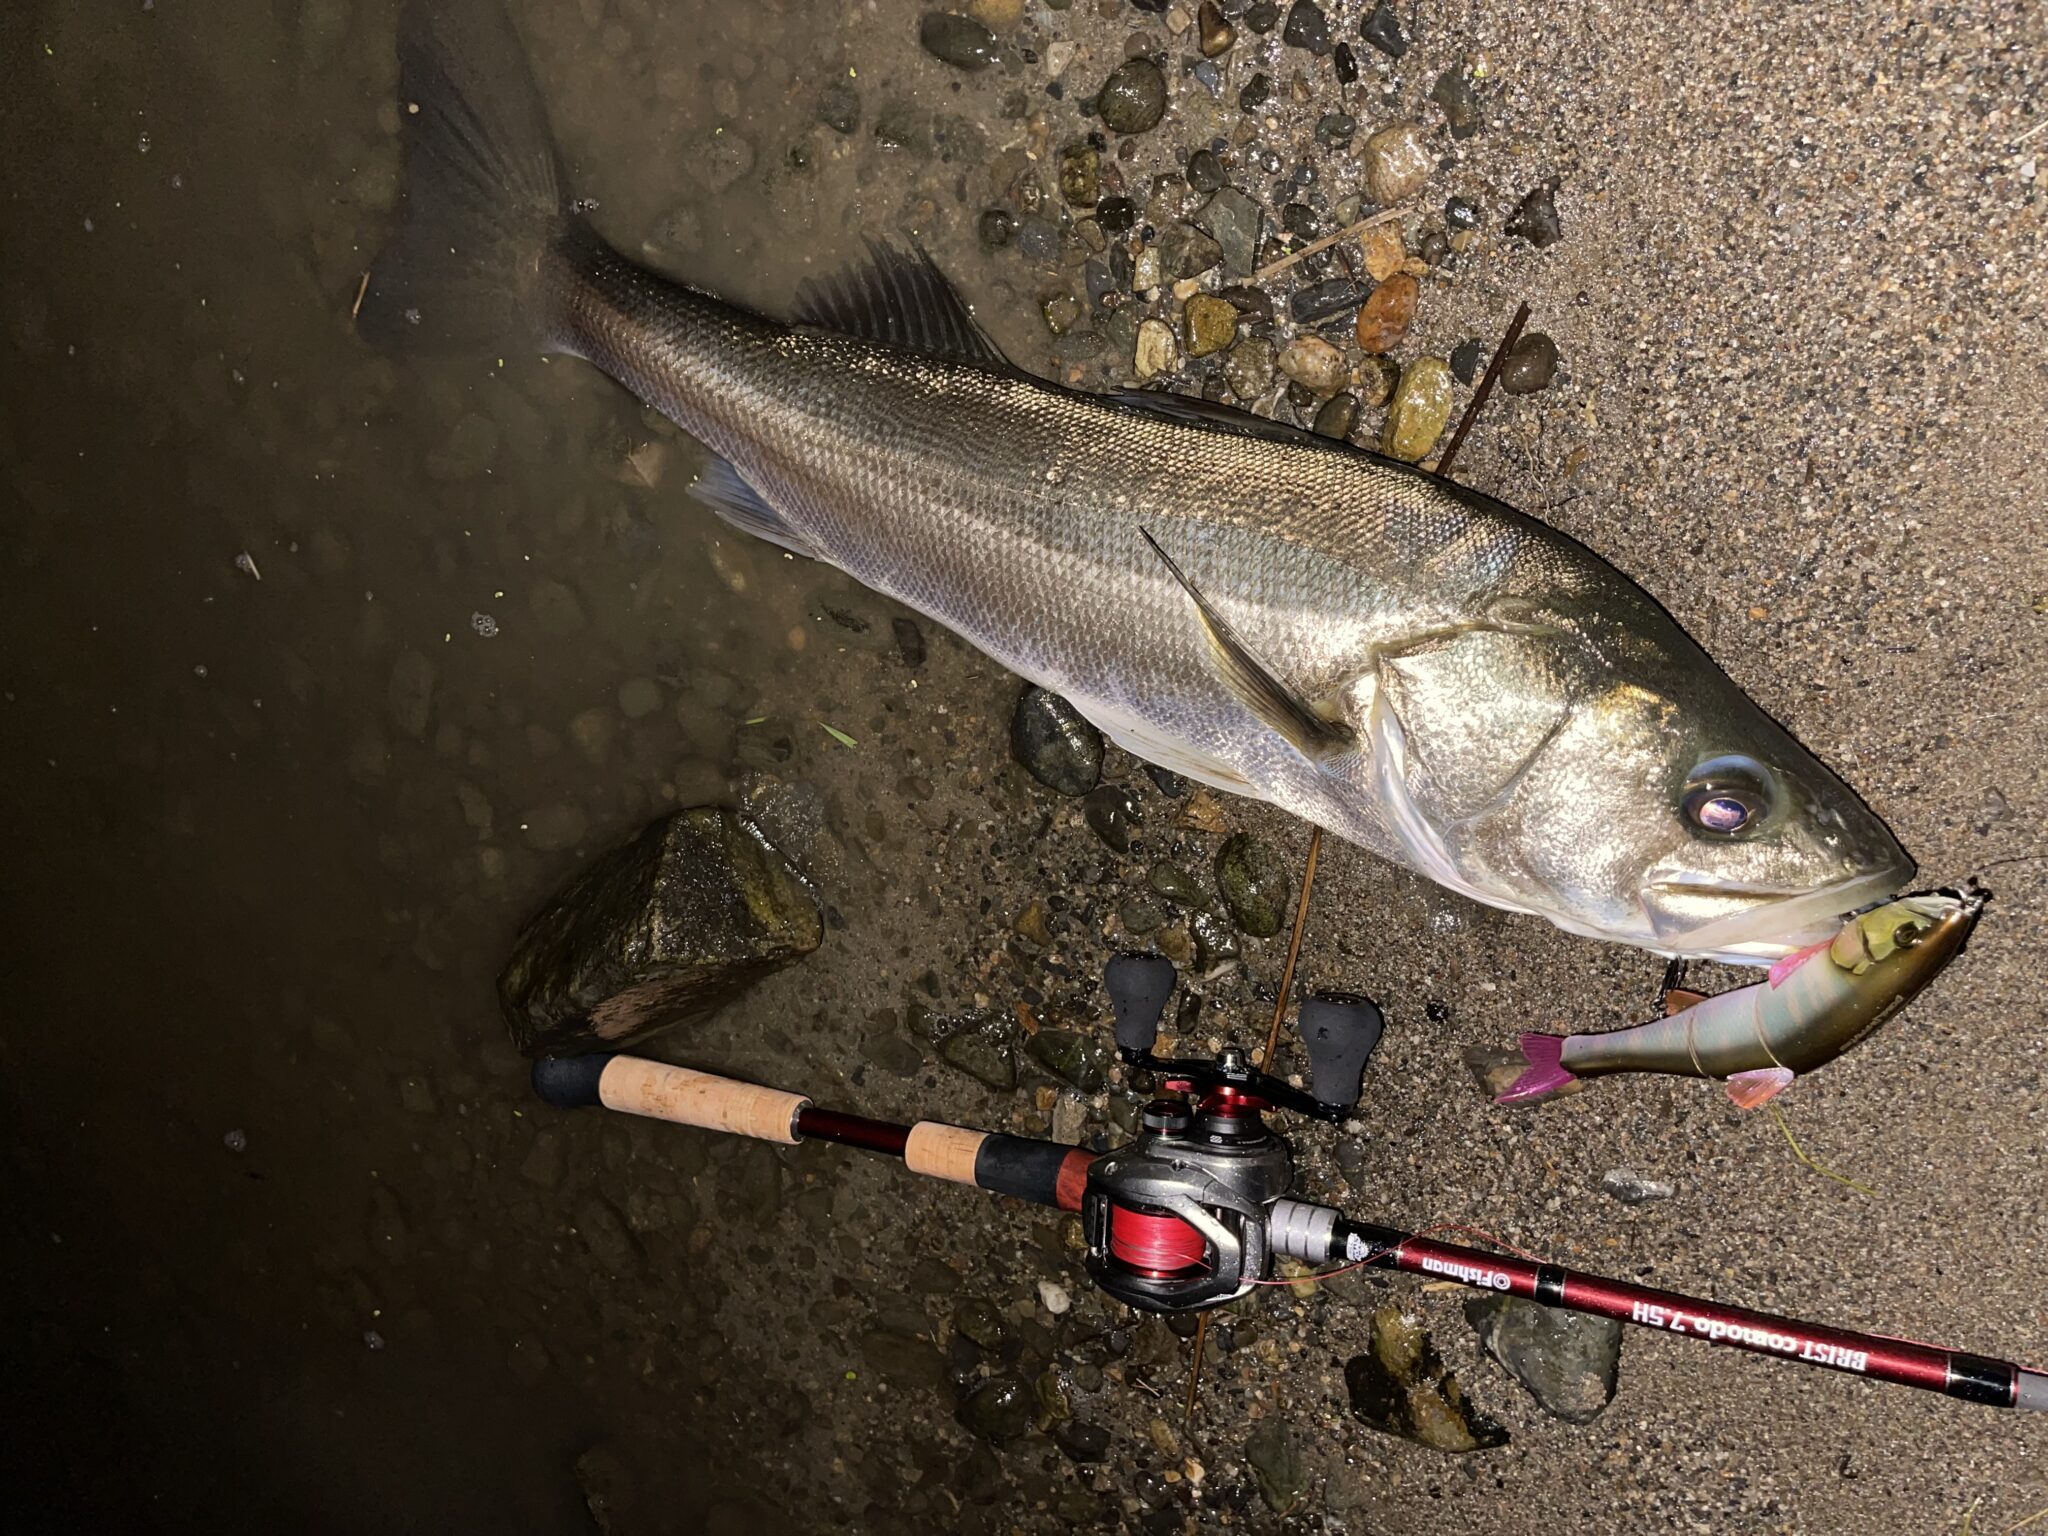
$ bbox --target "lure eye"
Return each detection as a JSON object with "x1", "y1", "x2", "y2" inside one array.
[{"x1": 1682, "y1": 756, "x2": 1774, "y2": 838}]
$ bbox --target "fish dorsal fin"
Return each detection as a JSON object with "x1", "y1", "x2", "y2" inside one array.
[
  {"x1": 793, "y1": 239, "x2": 1010, "y2": 368},
  {"x1": 1140, "y1": 529, "x2": 1355, "y2": 760},
  {"x1": 1106, "y1": 387, "x2": 1329, "y2": 450}
]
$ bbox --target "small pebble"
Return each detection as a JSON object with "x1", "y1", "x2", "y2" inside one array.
[
  {"x1": 1276, "y1": 335, "x2": 1347, "y2": 394},
  {"x1": 1315, "y1": 110, "x2": 1357, "y2": 150},
  {"x1": 1185, "y1": 147, "x2": 1225, "y2": 192},
  {"x1": 1417, "y1": 229, "x2": 1449, "y2": 264},
  {"x1": 1381, "y1": 357, "x2": 1453, "y2": 462},
  {"x1": 1135, "y1": 317, "x2": 1179, "y2": 379},
  {"x1": 1083, "y1": 782, "x2": 1141, "y2": 852},
  {"x1": 1238, "y1": 72, "x2": 1271, "y2": 112},
  {"x1": 1445, "y1": 195, "x2": 1479, "y2": 231},
  {"x1": 1600, "y1": 1168, "x2": 1675, "y2": 1205},
  {"x1": 1449, "y1": 336, "x2": 1485, "y2": 384},
  {"x1": 1333, "y1": 39, "x2": 1358, "y2": 84},
  {"x1": 1038, "y1": 1280, "x2": 1072, "y2": 1315},
  {"x1": 1312, "y1": 392, "x2": 1359, "y2": 440},
  {"x1": 1505, "y1": 180, "x2": 1563, "y2": 247},
  {"x1": 1289, "y1": 277, "x2": 1365, "y2": 323},
  {"x1": 1098, "y1": 58, "x2": 1169, "y2": 134},
  {"x1": 1012, "y1": 685, "x2": 1103, "y2": 795},
  {"x1": 1197, "y1": 1, "x2": 1235, "y2": 57},
  {"x1": 1499, "y1": 331, "x2": 1559, "y2": 394},
  {"x1": 1223, "y1": 336, "x2": 1275, "y2": 400},
  {"x1": 1280, "y1": 0, "x2": 1330, "y2": 55},
  {"x1": 1096, "y1": 195, "x2": 1136, "y2": 234},
  {"x1": 1058, "y1": 144, "x2": 1100, "y2": 207},
  {"x1": 1359, "y1": 120, "x2": 1430, "y2": 205},
  {"x1": 817, "y1": 81, "x2": 860, "y2": 134},
  {"x1": 1354, "y1": 354, "x2": 1399, "y2": 407},
  {"x1": 1430, "y1": 67, "x2": 1482, "y2": 138},
  {"x1": 978, "y1": 207, "x2": 1015, "y2": 247},
  {"x1": 919, "y1": 12, "x2": 1000, "y2": 70},
  {"x1": 1359, "y1": 0, "x2": 1407, "y2": 58},
  {"x1": 1183, "y1": 293, "x2": 1239, "y2": 356},
  {"x1": 1354, "y1": 273, "x2": 1417, "y2": 354},
  {"x1": 1242, "y1": 1, "x2": 1280, "y2": 32}
]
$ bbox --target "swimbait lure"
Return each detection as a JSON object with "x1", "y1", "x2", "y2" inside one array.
[{"x1": 1497, "y1": 887, "x2": 1987, "y2": 1108}]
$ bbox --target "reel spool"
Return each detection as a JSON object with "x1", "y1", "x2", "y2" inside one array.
[{"x1": 1081, "y1": 1072, "x2": 1294, "y2": 1313}]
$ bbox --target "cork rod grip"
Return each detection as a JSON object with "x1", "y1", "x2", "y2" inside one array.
[{"x1": 597, "y1": 1056, "x2": 808, "y2": 1144}]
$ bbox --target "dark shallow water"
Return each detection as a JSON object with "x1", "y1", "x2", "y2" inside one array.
[{"x1": 4, "y1": 1, "x2": 2044, "y2": 1531}]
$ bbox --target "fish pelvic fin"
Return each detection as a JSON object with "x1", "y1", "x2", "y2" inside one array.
[
  {"x1": 357, "y1": 2, "x2": 582, "y2": 354},
  {"x1": 1723, "y1": 1066, "x2": 1795, "y2": 1111},
  {"x1": 1139, "y1": 528, "x2": 1356, "y2": 761},
  {"x1": 1495, "y1": 1033, "x2": 1580, "y2": 1105}
]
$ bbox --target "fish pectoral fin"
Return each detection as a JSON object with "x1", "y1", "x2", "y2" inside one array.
[
  {"x1": 1662, "y1": 988, "x2": 1709, "y2": 1017},
  {"x1": 689, "y1": 457, "x2": 820, "y2": 560},
  {"x1": 1723, "y1": 1067, "x2": 1796, "y2": 1111},
  {"x1": 1140, "y1": 529, "x2": 1355, "y2": 761},
  {"x1": 793, "y1": 240, "x2": 1012, "y2": 371}
]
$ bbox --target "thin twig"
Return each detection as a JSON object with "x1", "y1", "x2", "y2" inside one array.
[
  {"x1": 1260, "y1": 827, "x2": 1324, "y2": 1074},
  {"x1": 2014, "y1": 118, "x2": 2048, "y2": 144},
  {"x1": 1436, "y1": 302, "x2": 1530, "y2": 481},
  {"x1": 1183, "y1": 1311, "x2": 1210, "y2": 1426},
  {"x1": 1253, "y1": 206, "x2": 1410, "y2": 282},
  {"x1": 351, "y1": 270, "x2": 370, "y2": 323},
  {"x1": 2002, "y1": 1505, "x2": 2048, "y2": 1535}
]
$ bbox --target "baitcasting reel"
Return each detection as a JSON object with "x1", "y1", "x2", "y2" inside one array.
[{"x1": 1080, "y1": 955, "x2": 1384, "y2": 1315}]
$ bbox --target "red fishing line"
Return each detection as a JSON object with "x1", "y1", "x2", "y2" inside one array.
[{"x1": 1108, "y1": 1206, "x2": 1208, "y2": 1275}]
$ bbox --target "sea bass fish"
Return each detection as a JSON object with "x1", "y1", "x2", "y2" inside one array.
[
  {"x1": 1496, "y1": 887, "x2": 1984, "y2": 1106},
  {"x1": 362, "y1": 3, "x2": 1914, "y2": 963}
]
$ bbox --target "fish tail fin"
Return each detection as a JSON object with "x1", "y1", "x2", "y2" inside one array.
[
  {"x1": 1495, "y1": 1033, "x2": 1579, "y2": 1105},
  {"x1": 356, "y1": 1, "x2": 590, "y2": 354}
]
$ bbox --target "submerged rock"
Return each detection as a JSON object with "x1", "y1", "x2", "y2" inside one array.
[
  {"x1": 1465, "y1": 1295, "x2": 1622, "y2": 1424},
  {"x1": 1027, "y1": 1028, "x2": 1111, "y2": 1092},
  {"x1": 497, "y1": 809, "x2": 822, "y2": 1057},
  {"x1": 1346, "y1": 1304, "x2": 1510, "y2": 1453},
  {"x1": 1012, "y1": 685, "x2": 1104, "y2": 795},
  {"x1": 1216, "y1": 833, "x2": 1290, "y2": 937},
  {"x1": 1183, "y1": 293, "x2": 1239, "y2": 357},
  {"x1": 939, "y1": 1013, "x2": 1020, "y2": 1090},
  {"x1": 1245, "y1": 1419, "x2": 1306, "y2": 1511},
  {"x1": 1097, "y1": 58, "x2": 1168, "y2": 135},
  {"x1": 919, "y1": 12, "x2": 1000, "y2": 70},
  {"x1": 957, "y1": 1374, "x2": 1033, "y2": 1443},
  {"x1": 1500, "y1": 331, "x2": 1560, "y2": 394}
]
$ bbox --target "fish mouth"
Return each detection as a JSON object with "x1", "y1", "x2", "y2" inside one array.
[{"x1": 1641, "y1": 865, "x2": 1914, "y2": 963}]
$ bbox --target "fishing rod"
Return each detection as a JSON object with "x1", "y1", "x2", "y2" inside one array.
[{"x1": 532, "y1": 953, "x2": 2045, "y2": 1417}]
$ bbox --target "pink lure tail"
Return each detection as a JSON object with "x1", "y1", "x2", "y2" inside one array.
[{"x1": 1497, "y1": 1033, "x2": 1579, "y2": 1104}]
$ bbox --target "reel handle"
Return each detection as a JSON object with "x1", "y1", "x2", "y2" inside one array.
[
  {"x1": 532, "y1": 1054, "x2": 808, "y2": 1144},
  {"x1": 1105, "y1": 953, "x2": 1177, "y2": 1054}
]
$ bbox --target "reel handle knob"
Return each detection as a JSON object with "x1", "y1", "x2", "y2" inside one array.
[
  {"x1": 1105, "y1": 953, "x2": 1177, "y2": 1054},
  {"x1": 1299, "y1": 991, "x2": 1385, "y2": 1112}
]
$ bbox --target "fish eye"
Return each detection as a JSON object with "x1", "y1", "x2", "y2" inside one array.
[{"x1": 1682, "y1": 756, "x2": 1774, "y2": 838}]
